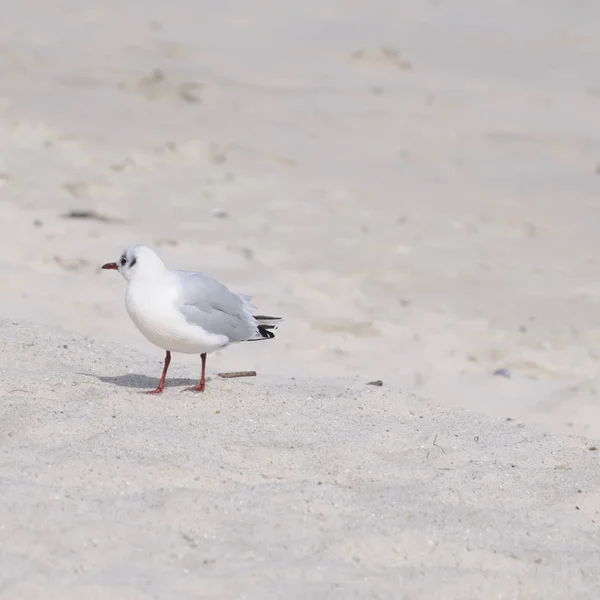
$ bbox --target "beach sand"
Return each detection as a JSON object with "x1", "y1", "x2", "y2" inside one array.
[
  {"x1": 1, "y1": 0, "x2": 600, "y2": 597},
  {"x1": 1, "y1": 320, "x2": 599, "y2": 599}
]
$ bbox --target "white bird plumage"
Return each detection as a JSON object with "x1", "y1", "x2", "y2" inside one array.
[{"x1": 102, "y1": 244, "x2": 281, "y2": 394}]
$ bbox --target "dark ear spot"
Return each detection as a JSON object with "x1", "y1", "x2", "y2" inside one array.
[{"x1": 130, "y1": 257, "x2": 137, "y2": 267}]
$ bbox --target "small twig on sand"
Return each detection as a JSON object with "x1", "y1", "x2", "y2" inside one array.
[
  {"x1": 426, "y1": 434, "x2": 446, "y2": 459},
  {"x1": 61, "y1": 209, "x2": 122, "y2": 223},
  {"x1": 432, "y1": 434, "x2": 445, "y2": 453},
  {"x1": 217, "y1": 371, "x2": 257, "y2": 379}
]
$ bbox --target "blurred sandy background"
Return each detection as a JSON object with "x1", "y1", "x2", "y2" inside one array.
[
  {"x1": 1, "y1": 2, "x2": 600, "y2": 597},
  {"x1": 2, "y1": 1, "x2": 600, "y2": 436}
]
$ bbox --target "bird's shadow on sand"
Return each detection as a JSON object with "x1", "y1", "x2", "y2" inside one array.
[{"x1": 81, "y1": 372, "x2": 206, "y2": 391}]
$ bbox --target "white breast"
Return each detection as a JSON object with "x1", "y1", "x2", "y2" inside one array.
[{"x1": 124, "y1": 277, "x2": 228, "y2": 355}]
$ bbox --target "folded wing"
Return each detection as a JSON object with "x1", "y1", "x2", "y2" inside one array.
[{"x1": 175, "y1": 270, "x2": 265, "y2": 343}]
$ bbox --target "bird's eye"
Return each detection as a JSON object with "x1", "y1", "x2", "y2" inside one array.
[{"x1": 120, "y1": 256, "x2": 127, "y2": 266}]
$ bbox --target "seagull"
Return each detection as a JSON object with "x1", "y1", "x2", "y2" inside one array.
[{"x1": 101, "y1": 244, "x2": 281, "y2": 394}]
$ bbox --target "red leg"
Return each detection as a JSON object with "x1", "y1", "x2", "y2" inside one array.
[
  {"x1": 182, "y1": 353, "x2": 207, "y2": 393},
  {"x1": 146, "y1": 350, "x2": 171, "y2": 394}
]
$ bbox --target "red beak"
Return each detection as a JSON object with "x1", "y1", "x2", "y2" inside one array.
[{"x1": 101, "y1": 262, "x2": 118, "y2": 270}]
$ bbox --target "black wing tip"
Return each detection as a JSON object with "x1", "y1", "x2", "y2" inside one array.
[
  {"x1": 253, "y1": 315, "x2": 282, "y2": 322},
  {"x1": 245, "y1": 315, "x2": 281, "y2": 341},
  {"x1": 257, "y1": 325, "x2": 276, "y2": 339}
]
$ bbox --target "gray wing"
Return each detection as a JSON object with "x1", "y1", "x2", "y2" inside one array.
[{"x1": 174, "y1": 270, "x2": 258, "y2": 343}]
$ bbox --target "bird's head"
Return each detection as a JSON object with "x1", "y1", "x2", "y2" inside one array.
[{"x1": 101, "y1": 245, "x2": 165, "y2": 282}]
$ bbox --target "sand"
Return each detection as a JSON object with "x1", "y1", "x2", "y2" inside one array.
[{"x1": 1, "y1": 0, "x2": 600, "y2": 597}]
